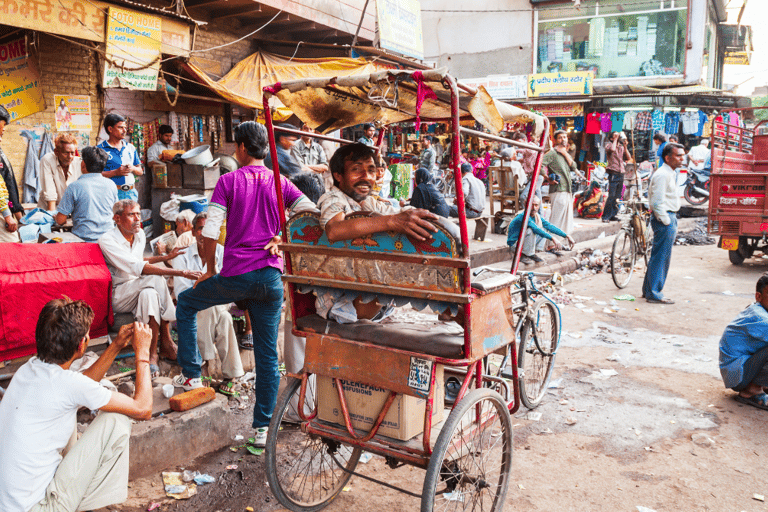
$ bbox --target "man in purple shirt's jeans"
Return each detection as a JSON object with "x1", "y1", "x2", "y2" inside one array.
[{"x1": 172, "y1": 122, "x2": 314, "y2": 448}]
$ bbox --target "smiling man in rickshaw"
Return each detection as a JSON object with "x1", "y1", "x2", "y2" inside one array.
[{"x1": 316, "y1": 143, "x2": 456, "y2": 323}]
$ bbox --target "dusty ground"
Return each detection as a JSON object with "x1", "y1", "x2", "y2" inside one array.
[{"x1": 104, "y1": 243, "x2": 768, "y2": 512}]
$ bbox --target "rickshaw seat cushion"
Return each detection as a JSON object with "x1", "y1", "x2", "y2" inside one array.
[
  {"x1": 470, "y1": 272, "x2": 517, "y2": 294},
  {"x1": 295, "y1": 313, "x2": 464, "y2": 359}
]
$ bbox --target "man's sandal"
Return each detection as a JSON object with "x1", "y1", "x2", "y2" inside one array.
[
  {"x1": 218, "y1": 381, "x2": 240, "y2": 397},
  {"x1": 735, "y1": 392, "x2": 768, "y2": 411}
]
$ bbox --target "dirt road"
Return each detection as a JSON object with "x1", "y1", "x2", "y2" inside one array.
[{"x1": 111, "y1": 244, "x2": 768, "y2": 512}]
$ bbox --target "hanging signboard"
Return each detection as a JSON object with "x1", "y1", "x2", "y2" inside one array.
[
  {"x1": 460, "y1": 75, "x2": 527, "y2": 100},
  {"x1": 0, "y1": 0, "x2": 190, "y2": 55},
  {"x1": 54, "y1": 95, "x2": 92, "y2": 131},
  {"x1": 102, "y1": 7, "x2": 162, "y2": 90},
  {"x1": 0, "y1": 38, "x2": 45, "y2": 121},
  {"x1": 528, "y1": 72, "x2": 593, "y2": 98},
  {"x1": 375, "y1": 0, "x2": 424, "y2": 61},
  {"x1": 527, "y1": 102, "x2": 585, "y2": 117}
]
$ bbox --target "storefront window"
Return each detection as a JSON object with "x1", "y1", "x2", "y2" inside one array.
[{"x1": 536, "y1": 0, "x2": 687, "y2": 80}]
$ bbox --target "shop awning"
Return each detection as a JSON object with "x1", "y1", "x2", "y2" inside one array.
[
  {"x1": 180, "y1": 51, "x2": 384, "y2": 119},
  {"x1": 264, "y1": 68, "x2": 548, "y2": 139}
]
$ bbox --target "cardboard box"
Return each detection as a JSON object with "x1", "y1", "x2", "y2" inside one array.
[
  {"x1": 182, "y1": 163, "x2": 220, "y2": 189},
  {"x1": 166, "y1": 162, "x2": 183, "y2": 188},
  {"x1": 317, "y1": 365, "x2": 444, "y2": 441}
]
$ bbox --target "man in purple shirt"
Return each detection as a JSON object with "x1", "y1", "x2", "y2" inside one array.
[{"x1": 172, "y1": 122, "x2": 314, "y2": 448}]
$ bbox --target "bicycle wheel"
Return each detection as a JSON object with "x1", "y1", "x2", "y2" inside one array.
[
  {"x1": 421, "y1": 388, "x2": 513, "y2": 512},
  {"x1": 518, "y1": 300, "x2": 560, "y2": 409},
  {"x1": 266, "y1": 376, "x2": 362, "y2": 512},
  {"x1": 611, "y1": 229, "x2": 636, "y2": 289}
]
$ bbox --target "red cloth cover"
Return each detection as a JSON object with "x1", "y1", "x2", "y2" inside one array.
[{"x1": 0, "y1": 243, "x2": 113, "y2": 361}]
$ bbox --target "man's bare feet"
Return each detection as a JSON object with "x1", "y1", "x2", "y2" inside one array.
[
  {"x1": 738, "y1": 382, "x2": 763, "y2": 398},
  {"x1": 159, "y1": 339, "x2": 178, "y2": 361}
]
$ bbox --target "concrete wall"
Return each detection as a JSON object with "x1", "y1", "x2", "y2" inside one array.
[{"x1": 420, "y1": 0, "x2": 533, "y2": 80}]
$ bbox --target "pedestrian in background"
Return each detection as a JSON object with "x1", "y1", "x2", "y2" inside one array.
[
  {"x1": 602, "y1": 131, "x2": 631, "y2": 223},
  {"x1": 643, "y1": 143, "x2": 683, "y2": 304},
  {"x1": 542, "y1": 130, "x2": 581, "y2": 244}
]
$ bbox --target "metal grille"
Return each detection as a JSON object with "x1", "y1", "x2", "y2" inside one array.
[{"x1": 718, "y1": 220, "x2": 740, "y2": 234}]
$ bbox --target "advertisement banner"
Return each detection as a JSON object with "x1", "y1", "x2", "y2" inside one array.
[
  {"x1": 528, "y1": 72, "x2": 593, "y2": 97},
  {"x1": 528, "y1": 102, "x2": 585, "y2": 117},
  {"x1": 0, "y1": 0, "x2": 189, "y2": 55},
  {"x1": 461, "y1": 75, "x2": 527, "y2": 100},
  {"x1": 0, "y1": 38, "x2": 45, "y2": 121},
  {"x1": 102, "y1": 7, "x2": 161, "y2": 90},
  {"x1": 54, "y1": 95, "x2": 92, "y2": 131},
  {"x1": 375, "y1": 0, "x2": 424, "y2": 61}
]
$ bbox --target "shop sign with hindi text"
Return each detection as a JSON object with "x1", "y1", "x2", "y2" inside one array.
[
  {"x1": 528, "y1": 72, "x2": 593, "y2": 98},
  {"x1": 102, "y1": 7, "x2": 161, "y2": 91},
  {"x1": 528, "y1": 103, "x2": 584, "y2": 117},
  {"x1": 460, "y1": 75, "x2": 527, "y2": 100},
  {"x1": 375, "y1": 0, "x2": 424, "y2": 61},
  {"x1": 0, "y1": 37, "x2": 45, "y2": 121}
]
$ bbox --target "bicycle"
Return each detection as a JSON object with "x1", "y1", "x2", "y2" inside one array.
[
  {"x1": 474, "y1": 268, "x2": 561, "y2": 409},
  {"x1": 610, "y1": 197, "x2": 654, "y2": 289}
]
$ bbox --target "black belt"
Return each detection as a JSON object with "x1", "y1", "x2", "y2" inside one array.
[{"x1": 118, "y1": 184, "x2": 135, "y2": 191}]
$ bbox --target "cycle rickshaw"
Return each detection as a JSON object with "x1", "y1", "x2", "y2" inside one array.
[{"x1": 261, "y1": 68, "x2": 558, "y2": 511}]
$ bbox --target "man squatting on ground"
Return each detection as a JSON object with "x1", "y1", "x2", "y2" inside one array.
[
  {"x1": 506, "y1": 195, "x2": 575, "y2": 265},
  {"x1": 173, "y1": 121, "x2": 316, "y2": 448},
  {"x1": 0, "y1": 299, "x2": 153, "y2": 512},
  {"x1": 719, "y1": 274, "x2": 768, "y2": 411},
  {"x1": 99, "y1": 199, "x2": 202, "y2": 374}
]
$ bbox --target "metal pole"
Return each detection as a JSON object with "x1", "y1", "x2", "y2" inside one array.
[
  {"x1": 459, "y1": 127, "x2": 543, "y2": 152},
  {"x1": 511, "y1": 119, "x2": 551, "y2": 275}
]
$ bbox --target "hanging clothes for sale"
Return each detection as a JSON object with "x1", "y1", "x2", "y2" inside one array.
[
  {"x1": 610, "y1": 111, "x2": 625, "y2": 133},
  {"x1": 696, "y1": 110, "x2": 708, "y2": 137},
  {"x1": 585, "y1": 112, "x2": 601, "y2": 134},
  {"x1": 664, "y1": 112, "x2": 680, "y2": 136},
  {"x1": 635, "y1": 111, "x2": 652, "y2": 131},
  {"x1": 623, "y1": 111, "x2": 637, "y2": 131},
  {"x1": 599, "y1": 113, "x2": 612, "y2": 133},
  {"x1": 651, "y1": 109, "x2": 664, "y2": 134},
  {"x1": 168, "y1": 112, "x2": 180, "y2": 144},
  {"x1": 573, "y1": 116, "x2": 584, "y2": 132}
]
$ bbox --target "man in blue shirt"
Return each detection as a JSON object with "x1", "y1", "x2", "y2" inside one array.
[
  {"x1": 719, "y1": 274, "x2": 768, "y2": 411},
  {"x1": 55, "y1": 146, "x2": 118, "y2": 242},
  {"x1": 97, "y1": 113, "x2": 143, "y2": 201}
]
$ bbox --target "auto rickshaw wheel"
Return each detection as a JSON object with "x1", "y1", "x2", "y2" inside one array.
[
  {"x1": 421, "y1": 388, "x2": 513, "y2": 512},
  {"x1": 266, "y1": 376, "x2": 362, "y2": 512}
]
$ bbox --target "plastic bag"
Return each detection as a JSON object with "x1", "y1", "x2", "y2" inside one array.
[
  {"x1": 160, "y1": 196, "x2": 180, "y2": 222},
  {"x1": 20, "y1": 208, "x2": 55, "y2": 225}
]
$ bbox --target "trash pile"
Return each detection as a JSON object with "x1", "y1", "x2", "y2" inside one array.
[{"x1": 675, "y1": 220, "x2": 715, "y2": 246}]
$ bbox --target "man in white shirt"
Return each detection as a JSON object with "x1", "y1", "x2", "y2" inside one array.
[
  {"x1": 687, "y1": 138, "x2": 710, "y2": 171},
  {"x1": 292, "y1": 123, "x2": 331, "y2": 189},
  {"x1": 172, "y1": 212, "x2": 243, "y2": 390},
  {"x1": 38, "y1": 132, "x2": 82, "y2": 210},
  {"x1": 146, "y1": 124, "x2": 174, "y2": 165},
  {"x1": 98, "y1": 199, "x2": 202, "y2": 373},
  {"x1": 642, "y1": 143, "x2": 684, "y2": 305},
  {"x1": 0, "y1": 298, "x2": 154, "y2": 512},
  {"x1": 449, "y1": 163, "x2": 486, "y2": 219}
]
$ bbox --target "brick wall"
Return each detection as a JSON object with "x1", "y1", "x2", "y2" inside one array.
[
  {"x1": 191, "y1": 19, "x2": 257, "y2": 78},
  {"x1": 4, "y1": 34, "x2": 101, "y2": 202}
]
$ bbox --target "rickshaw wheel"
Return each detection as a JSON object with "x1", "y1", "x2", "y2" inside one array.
[
  {"x1": 266, "y1": 376, "x2": 362, "y2": 512},
  {"x1": 518, "y1": 300, "x2": 560, "y2": 409},
  {"x1": 421, "y1": 388, "x2": 513, "y2": 512}
]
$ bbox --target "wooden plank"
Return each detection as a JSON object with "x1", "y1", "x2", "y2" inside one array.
[
  {"x1": 279, "y1": 243, "x2": 470, "y2": 268},
  {"x1": 283, "y1": 275, "x2": 470, "y2": 304},
  {"x1": 143, "y1": 92, "x2": 225, "y2": 116},
  {"x1": 304, "y1": 334, "x2": 431, "y2": 398}
]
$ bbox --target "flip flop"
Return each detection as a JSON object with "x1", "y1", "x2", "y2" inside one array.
[
  {"x1": 735, "y1": 392, "x2": 768, "y2": 411},
  {"x1": 149, "y1": 364, "x2": 160, "y2": 380},
  {"x1": 218, "y1": 381, "x2": 240, "y2": 397},
  {"x1": 238, "y1": 333, "x2": 254, "y2": 350}
]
